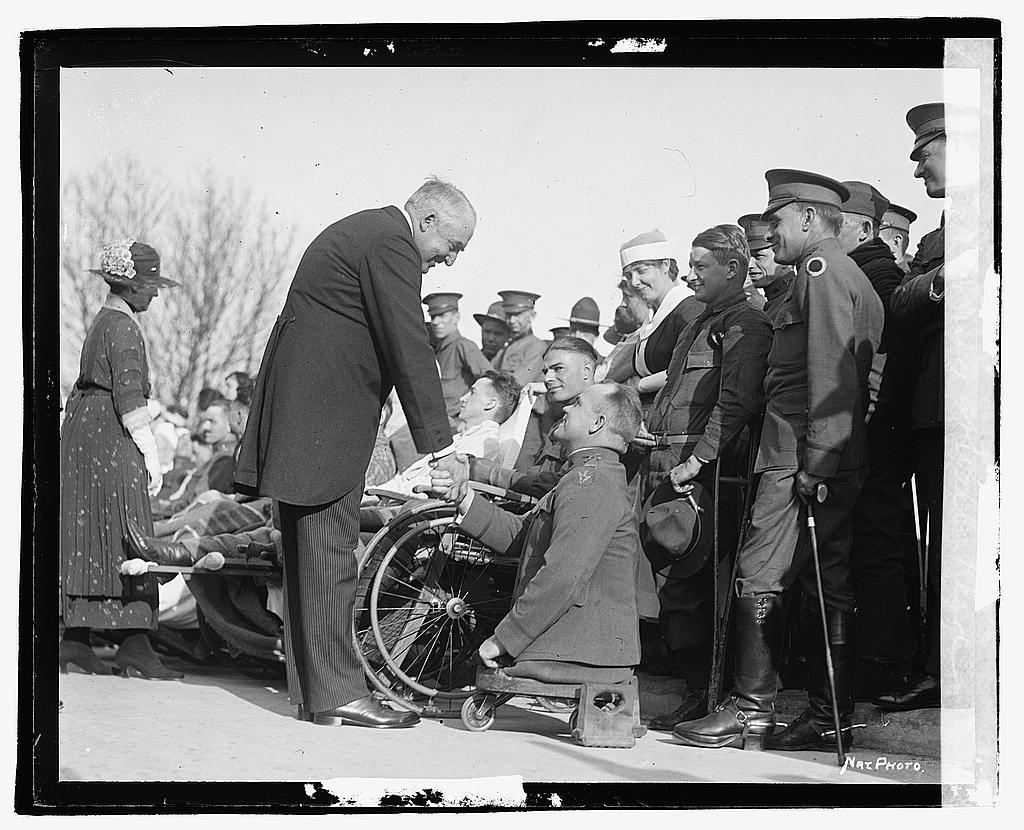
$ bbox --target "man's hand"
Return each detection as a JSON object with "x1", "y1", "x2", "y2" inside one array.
[
  {"x1": 795, "y1": 470, "x2": 827, "y2": 500},
  {"x1": 632, "y1": 423, "x2": 656, "y2": 451},
  {"x1": 427, "y1": 452, "x2": 470, "y2": 502},
  {"x1": 478, "y1": 635, "x2": 507, "y2": 668},
  {"x1": 669, "y1": 455, "x2": 703, "y2": 493}
]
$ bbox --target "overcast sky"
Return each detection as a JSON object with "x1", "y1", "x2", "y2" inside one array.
[{"x1": 62, "y1": 65, "x2": 951, "y2": 342}]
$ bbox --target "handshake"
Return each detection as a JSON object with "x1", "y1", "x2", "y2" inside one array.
[{"x1": 412, "y1": 451, "x2": 473, "y2": 511}]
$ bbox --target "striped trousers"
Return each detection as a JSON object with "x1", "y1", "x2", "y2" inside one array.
[{"x1": 278, "y1": 482, "x2": 367, "y2": 713}]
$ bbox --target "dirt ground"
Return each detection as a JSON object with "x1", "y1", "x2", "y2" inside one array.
[{"x1": 57, "y1": 646, "x2": 949, "y2": 789}]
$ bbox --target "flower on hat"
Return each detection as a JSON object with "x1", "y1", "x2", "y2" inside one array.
[{"x1": 98, "y1": 238, "x2": 138, "y2": 279}]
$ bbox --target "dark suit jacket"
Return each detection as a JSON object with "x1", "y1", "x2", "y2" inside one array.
[
  {"x1": 459, "y1": 446, "x2": 641, "y2": 667},
  {"x1": 234, "y1": 206, "x2": 452, "y2": 505},
  {"x1": 890, "y1": 218, "x2": 944, "y2": 430}
]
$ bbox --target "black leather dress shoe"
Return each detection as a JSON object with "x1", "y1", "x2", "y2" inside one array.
[
  {"x1": 873, "y1": 675, "x2": 940, "y2": 711},
  {"x1": 125, "y1": 518, "x2": 193, "y2": 566},
  {"x1": 312, "y1": 695, "x2": 420, "y2": 728},
  {"x1": 763, "y1": 708, "x2": 855, "y2": 752},
  {"x1": 648, "y1": 690, "x2": 708, "y2": 732}
]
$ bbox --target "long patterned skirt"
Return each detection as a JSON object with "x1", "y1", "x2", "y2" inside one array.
[{"x1": 60, "y1": 389, "x2": 157, "y2": 629}]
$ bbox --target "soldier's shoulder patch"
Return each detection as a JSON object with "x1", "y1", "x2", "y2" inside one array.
[
  {"x1": 575, "y1": 468, "x2": 595, "y2": 486},
  {"x1": 806, "y1": 256, "x2": 828, "y2": 277}
]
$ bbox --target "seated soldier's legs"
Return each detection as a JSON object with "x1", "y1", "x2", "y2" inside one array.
[{"x1": 505, "y1": 660, "x2": 634, "y2": 685}]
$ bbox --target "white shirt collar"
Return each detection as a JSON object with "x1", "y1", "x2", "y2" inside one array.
[
  {"x1": 101, "y1": 290, "x2": 138, "y2": 321},
  {"x1": 401, "y1": 205, "x2": 415, "y2": 236}
]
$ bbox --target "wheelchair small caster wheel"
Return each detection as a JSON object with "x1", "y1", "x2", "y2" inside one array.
[
  {"x1": 461, "y1": 694, "x2": 496, "y2": 732},
  {"x1": 568, "y1": 707, "x2": 579, "y2": 732}
]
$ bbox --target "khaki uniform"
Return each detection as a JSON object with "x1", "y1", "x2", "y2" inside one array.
[
  {"x1": 493, "y1": 332, "x2": 548, "y2": 387},
  {"x1": 736, "y1": 238, "x2": 883, "y2": 612},
  {"x1": 432, "y1": 328, "x2": 492, "y2": 419},
  {"x1": 460, "y1": 446, "x2": 641, "y2": 669}
]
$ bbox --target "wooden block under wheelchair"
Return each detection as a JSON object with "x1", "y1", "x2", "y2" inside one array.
[
  {"x1": 467, "y1": 668, "x2": 646, "y2": 748},
  {"x1": 573, "y1": 677, "x2": 646, "y2": 748}
]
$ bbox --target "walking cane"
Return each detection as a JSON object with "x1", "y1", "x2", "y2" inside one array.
[
  {"x1": 910, "y1": 475, "x2": 927, "y2": 618},
  {"x1": 804, "y1": 481, "x2": 846, "y2": 768}
]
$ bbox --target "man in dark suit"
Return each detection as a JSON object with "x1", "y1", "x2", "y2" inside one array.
[
  {"x1": 235, "y1": 177, "x2": 476, "y2": 728},
  {"x1": 673, "y1": 170, "x2": 883, "y2": 753},
  {"x1": 427, "y1": 382, "x2": 643, "y2": 684}
]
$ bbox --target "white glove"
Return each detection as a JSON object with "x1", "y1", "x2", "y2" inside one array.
[
  {"x1": 120, "y1": 558, "x2": 153, "y2": 576},
  {"x1": 123, "y1": 405, "x2": 163, "y2": 496},
  {"x1": 144, "y1": 451, "x2": 163, "y2": 497}
]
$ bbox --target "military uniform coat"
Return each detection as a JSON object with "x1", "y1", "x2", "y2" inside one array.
[
  {"x1": 890, "y1": 218, "x2": 944, "y2": 430},
  {"x1": 234, "y1": 206, "x2": 452, "y2": 506},
  {"x1": 432, "y1": 328, "x2": 492, "y2": 418},
  {"x1": 459, "y1": 446, "x2": 641, "y2": 667},
  {"x1": 492, "y1": 331, "x2": 548, "y2": 386},
  {"x1": 762, "y1": 274, "x2": 795, "y2": 323},
  {"x1": 757, "y1": 237, "x2": 884, "y2": 477}
]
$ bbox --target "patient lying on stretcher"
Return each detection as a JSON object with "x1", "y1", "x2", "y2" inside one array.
[
  {"x1": 422, "y1": 382, "x2": 643, "y2": 685},
  {"x1": 362, "y1": 371, "x2": 520, "y2": 503}
]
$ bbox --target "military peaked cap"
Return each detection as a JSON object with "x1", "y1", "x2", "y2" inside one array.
[
  {"x1": 737, "y1": 214, "x2": 773, "y2": 252},
  {"x1": 879, "y1": 204, "x2": 918, "y2": 234},
  {"x1": 761, "y1": 169, "x2": 850, "y2": 219},
  {"x1": 498, "y1": 290, "x2": 541, "y2": 313},
  {"x1": 841, "y1": 180, "x2": 891, "y2": 227},
  {"x1": 422, "y1": 292, "x2": 462, "y2": 316}
]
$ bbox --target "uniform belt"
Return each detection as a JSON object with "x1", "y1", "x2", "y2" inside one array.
[
  {"x1": 74, "y1": 386, "x2": 112, "y2": 398},
  {"x1": 652, "y1": 432, "x2": 700, "y2": 447}
]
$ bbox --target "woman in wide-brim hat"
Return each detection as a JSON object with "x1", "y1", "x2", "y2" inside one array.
[{"x1": 60, "y1": 239, "x2": 184, "y2": 680}]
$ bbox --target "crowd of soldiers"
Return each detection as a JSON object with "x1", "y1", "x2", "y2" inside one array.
[{"x1": 419, "y1": 101, "x2": 950, "y2": 751}]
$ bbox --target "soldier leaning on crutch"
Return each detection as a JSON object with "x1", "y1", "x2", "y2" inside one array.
[{"x1": 671, "y1": 169, "x2": 884, "y2": 754}]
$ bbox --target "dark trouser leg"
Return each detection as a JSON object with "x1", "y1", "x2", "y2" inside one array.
[
  {"x1": 851, "y1": 425, "x2": 910, "y2": 665},
  {"x1": 279, "y1": 486, "x2": 368, "y2": 713},
  {"x1": 766, "y1": 607, "x2": 856, "y2": 751},
  {"x1": 913, "y1": 428, "x2": 943, "y2": 678}
]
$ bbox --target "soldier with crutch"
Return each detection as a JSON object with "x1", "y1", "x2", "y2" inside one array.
[{"x1": 671, "y1": 170, "x2": 883, "y2": 757}]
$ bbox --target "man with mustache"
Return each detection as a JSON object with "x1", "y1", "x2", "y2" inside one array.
[{"x1": 639, "y1": 224, "x2": 773, "y2": 732}]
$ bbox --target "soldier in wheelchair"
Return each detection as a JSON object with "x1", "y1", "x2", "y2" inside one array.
[{"x1": 419, "y1": 382, "x2": 646, "y2": 745}]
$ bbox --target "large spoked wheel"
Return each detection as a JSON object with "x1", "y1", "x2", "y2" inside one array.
[{"x1": 353, "y1": 501, "x2": 515, "y2": 712}]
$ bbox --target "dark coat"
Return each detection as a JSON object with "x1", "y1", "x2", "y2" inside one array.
[
  {"x1": 459, "y1": 446, "x2": 641, "y2": 667},
  {"x1": 757, "y1": 237, "x2": 884, "y2": 477},
  {"x1": 849, "y1": 237, "x2": 906, "y2": 354},
  {"x1": 890, "y1": 218, "x2": 944, "y2": 430},
  {"x1": 433, "y1": 329, "x2": 491, "y2": 418},
  {"x1": 234, "y1": 206, "x2": 452, "y2": 505}
]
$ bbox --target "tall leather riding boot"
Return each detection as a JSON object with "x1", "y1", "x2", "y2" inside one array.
[
  {"x1": 672, "y1": 594, "x2": 784, "y2": 750},
  {"x1": 766, "y1": 608, "x2": 856, "y2": 751},
  {"x1": 125, "y1": 518, "x2": 224, "y2": 570}
]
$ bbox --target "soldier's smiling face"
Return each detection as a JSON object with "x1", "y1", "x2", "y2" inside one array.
[
  {"x1": 542, "y1": 349, "x2": 594, "y2": 404},
  {"x1": 914, "y1": 136, "x2": 946, "y2": 198},
  {"x1": 686, "y1": 246, "x2": 741, "y2": 307},
  {"x1": 765, "y1": 204, "x2": 804, "y2": 266}
]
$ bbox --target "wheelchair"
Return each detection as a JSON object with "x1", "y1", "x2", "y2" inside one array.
[{"x1": 353, "y1": 483, "x2": 536, "y2": 717}]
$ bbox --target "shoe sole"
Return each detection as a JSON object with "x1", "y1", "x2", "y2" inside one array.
[
  {"x1": 672, "y1": 731, "x2": 772, "y2": 750},
  {"x1": 118, "y1": 665, "x2": 184, "y2": 681},
  {"x1": 310, "y1": 714, "x2": 419, "y2": 728}
]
